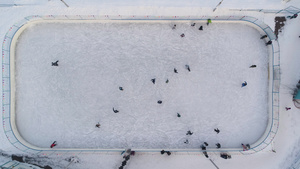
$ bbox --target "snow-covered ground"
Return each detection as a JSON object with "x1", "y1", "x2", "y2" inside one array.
[
  {"x1": 1, "y1": 0, "x2": 300, "y2": 169},
  {"x1": 15, "y1": 21, "x2": 268, "y2": 149}
]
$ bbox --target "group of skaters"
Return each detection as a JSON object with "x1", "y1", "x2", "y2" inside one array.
[{"x1": 173, "y1": 19, "x2": 211, "y2": 38}]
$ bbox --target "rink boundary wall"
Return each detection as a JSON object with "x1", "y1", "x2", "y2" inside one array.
[{"x1": 2, "y1": 15, "x2": 280, "y2": 156}]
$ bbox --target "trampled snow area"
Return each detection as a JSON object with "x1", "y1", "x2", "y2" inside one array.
[{"x1": 15, "y1": 21, "x2": 268, "y2": 149}]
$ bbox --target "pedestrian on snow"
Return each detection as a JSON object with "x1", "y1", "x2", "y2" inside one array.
[
  {"x1": 172, "y1": 24, "x2": 176, "y2": 30},
  {"x1": 52, "y1": 60, "x2": 59, "y2": 66},
  {"x1": 207, "y1": 19, "x2": 212, "y2": 26},
  {"x1": 177, "y1": 113, "x2": 181, "y2": 117},
  {"x1": 166, "y1": 79, "x2": 169, "y2": 83},
  {"x1": 174, "y1": 68, "x2": 178, "y2": 73},
  {"x1": 151, "y1": 78, "x2": 156, "y2": 84},
  {"x1": 122, "y1": 161, "x2": 127, "y2": 166},
  {"x1": 242, "y1": 81, "x2": 247, "y2": 87},
  {"x1": 157, "y1": 100, "x2": 162, "y2": 104},
  {"x1": 191, "y1": 23, "x2": 196, "y2": 26},
  {"x1": 250, "y1": 65, "x2": 257, "y2": 68},
  {"x1": 204, "y1": 142, "x2": 209, "y2": 146},
  {"x1": 214, "y1": 128, "x2": 220, "y2": 134},
  {"x1": 181, "y1": 33, "x2": 185, "y2": 37},
  {"x1": 201, "y1": 145, "x2": 206, "y2": 150},
  {"x1": 166, "y1": 151, "x2": 171, "y2": 156},
  {"x1": 184, "y1": 139, "x2": 189, "y2": 144},
  {"x1": 95, "y1": 122, "x2": 100, "y2": 128},
  {"x1": 266, "y1": 40, "x2": 272, "y2": 45},
  {"x1": 186, "y1": 130, "x2": 193, "y2": 135},
  {"x1": 220, "y1": 153, "x2": 231, "y2": 159},
  {"x1": 285, "y1": 107, "x2": 291, "y2": 111},
  {"x1": 50, "y1": 141, "x2": 57, "y2": 148},
  {"x1": 199, "y1": 26, "x2": 203, "y2": 30},
  {"x1": 287, "y1": 14, "x2": 298, "y2": 19},
  {"x1": 203, "y1": 151, "x2": 209, "y2": 158},
  {"x1": 119, "y1": 87, "x2": 123, "y2": 91},
  {"x1": 161, "y1": 150, "x2": 165, "y2": 155},
  {"x1": 113, "y1": 108, "x2": 119, "y2": 113},
  {"x1": 260, "y1": 35, "x2": 267, "y2": 39},
  {"x1": 241, "y1": 143, "x2": 248, "y2": 151},
  {"x1": 185, "y1": 65, "x2": 191, "y2": 72},
  {"x1": 216, "y1": 143, "x2": 221, "y2": 149}
]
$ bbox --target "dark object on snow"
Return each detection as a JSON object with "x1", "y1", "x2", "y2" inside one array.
[
  {"x1": 214, "y1": 128, "x2": 220, "y2": 134},
  {"x1": 216, "y1": 143, "x2": 221, "y2": 149},
  {"x1": 186, "y1": 130, "x2": 193, "y2": 135},
  {"x1": 266, "y1": 40, "x2": 272, "y2": 45},
  {"x1": 172, "y1": 24, "x2": 176, "y2": 30},
  {"x1": 185, "y1": 65, "x2": 191, "y2": 72},
  {"x1": 285, "y1": 107, "x2": 291, "y2": 111},
  {"x1": 95, "y1": 122, "x2": 100, "y2": 128},
  {"x1": 207, "y1": 19, "x2": 211, "y2": 26},
  {"x1": 204, "y1": 142, "x2": 209, "y2": 146},
  {"x1": 166, "y1": 151, "x2": 171, "y2": 156},
  {"x1": 250, "y1": 65, "x2": 257, "y2": 68},
  {"x1": 50, "y1": 141, "x2": 57, "y2": 148},
  {"x1": 201, "y1": 145, "x2": 206, "y2": 150},
  {"x1": 122, "y1": 161, "x2": 127, "y2": 166},
  {"x1": 180, "y1": 33, "x2": 185, "y2": 37},
  {"x1": 260, "y1": 35, "x2": 267, "y2": 39},
  {"x1": 220, "y1": 153, "x2": 231, "y2": 159},
  {"x1": 52, "y1": 60, "x2": 59, "y2": 66},
  {"x1": 242, "y1": 81, "x2": 247, "y2": 87},
  {"x1": 203, "y1": 151, "x2": 209, "y2": 158},
  {"x1": 151, "y1": 78, "x2": 156, "y2": 84},
  {"x1": 287, "y1": 14, "x2": 298, "y2": 19},
  {"x1": 161, "y1": 150, "x2": 165, "y2": 154},
  {"x1": 184, "y1": 139, "x2": 189, "y2": 144},
  {"x1": 191, "y1": 23, "x2": 196, "y2": 26},
  {"x1": 12, "y1": 155, "x2": 24, "y2": 162},
  {"x1": 113, "y1": 108, "x2": 119, "y2": 113},
  {"x1": 177, "y1": 113, "x2": 181, "y2": 117},
  {"x1": 119, "y1": 87, "x2": 123, "y2": 91},
  {"x1": 157, "y1": 100, "x2": 162, "y2": 104},
  {"x1": 174, "y1": 68, "x2": 178, "y2": 73},
  {"x1": 199, "y1": 26, "x2": 203, "y2": 30},
  {"x1": 166, "y1": 79, "x2": 169, "y2": 83}
]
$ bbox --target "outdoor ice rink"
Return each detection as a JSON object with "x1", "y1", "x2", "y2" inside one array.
[{"x1": 14, "y1": 21, "x2": 269, "y2": 149}]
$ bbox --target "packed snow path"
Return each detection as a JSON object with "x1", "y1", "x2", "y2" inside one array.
[{"x1": 14, "y1": 21, "x2": 268, "y2": 149}]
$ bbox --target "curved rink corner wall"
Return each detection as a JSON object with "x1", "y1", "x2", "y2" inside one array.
[{"x1": 2, "y1": 15, "x2": 280, "y2": 156}]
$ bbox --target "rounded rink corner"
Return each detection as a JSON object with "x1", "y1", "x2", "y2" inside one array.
[{"x1": 2, "y1": 15, "x2": 280, "y2": 156}]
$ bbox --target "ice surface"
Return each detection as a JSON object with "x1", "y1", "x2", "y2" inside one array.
[{"x1": 14, "y1": 21, "x2": 269, "y2": 149}]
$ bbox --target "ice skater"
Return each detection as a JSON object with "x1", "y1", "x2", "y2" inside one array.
[
  {"x1": 124, "y1": 155, "x2": 130, "y2": 161},
  {"x1": 184, "y1": 139, "x2": 189, "y2": 144},
  {"x1": 266, "y1": 40, "x2": 272, "y2": 46},
  {"x1": 191, "y1": 23, "x2": 196, "y2": 26},
  {"x1": 174, "y1": 68, "x2": 178, "y2": 73},
  {"x1": 287, "y1": 14, "x2": 298, "y2": 19},
  {"x1": 157, "y1": 100, "x2": 162, "y2": 104},
  {"x1": 119, "y1": 87, "x2": 123, "y2": 91},
  {"x1": 119, "y1": 166, "x2": 123, "y2": 169},
  {"x1": 161, "y1": 150, "x2": 165, "y2": 155},
  {"x1": 186, "y1": 130, "x2": 193, "y2": 135},
  {"x1": 95, "y1": 122, "x2": 100, "y2": 128},
  {"x1": 172, "y1": 24, "x2": 176, "y2": 30},
  {"x1": 185, "y1": 65, "x2": 191, "y2": 72},
  {"x1": 260, "y1": 35, "x2": 267, "y2": 39},
  {"x1": 285, "y1": 107, "x2": 291, "y2": 111},
  {"x1": 52, "y1": 60, "x2": 59, "y2": 66},
  {"x1": 201, "y1": 145, "x2": 206, "y2": 150},
  {"x1": 216, "y1": 143, "x2": 221, "y2": 149},
  {"x1": 220, "y1": 153, "x2": 231, "y2": 159},
  {"x1": 50, "y1": 141, "x2": 57, "y2": 148},
  {"x1": 207, "y1": 19, "x2": 211, "y2": 26},
  {"x1": 113, "y1": 108, "x2": 119, "y2": 113},
  {"x1": 204, "y1": 142, "x2": 209, "y2": 146},
  {"x1": 249, "y1": 65, "x2": 257, "y2": 68},
  {"x1": 122, "y1": 161, "x2": 127, "y2": 166},
  {"x1": 166, "y1": 79, "x2": 169, "y2": 83},
  {"x1": 214, "y1": 128, "x2": 220, "y2": 134},
  {"x1": 151, "y1": 78, "x2": 156, "y2": 84},
  {"x1": 203, "y1": 151, "x2": 209, "y2": 158},
  {"x1": 199, "y1": 26, "x2": 203, "y2": 30},
  {"x1": 241, "y1": 143, "x2": 249, "y2": 151},
  {"x1": 166, "y1": 151, "x2": 171, "y2": 156},
  {"x1": 181, "y1": 33, "x2": 185, "y2": 37},
  {"x1": 241, "y1": 81, "x2": 247, "y2": 87},
  {"x1": 177, "y1": 113, "x2": 181, "y2": 117}
]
